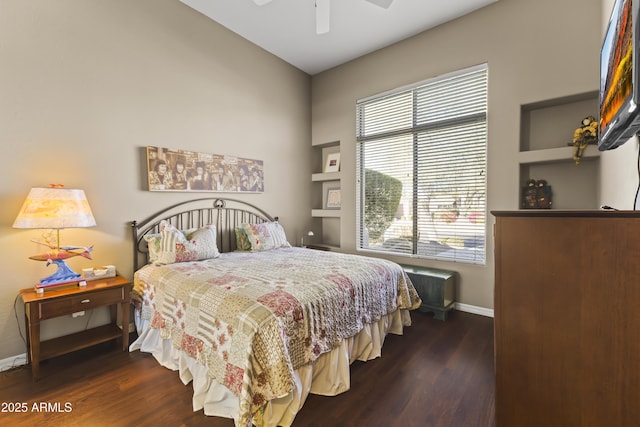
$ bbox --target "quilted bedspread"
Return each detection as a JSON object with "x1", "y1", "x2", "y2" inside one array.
[{"x1": 132, "y1": 247, "x2": 421, "y2": 427}]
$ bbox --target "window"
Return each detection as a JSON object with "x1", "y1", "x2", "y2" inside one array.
[{"x1": 356, "y1": 64, "x2": 488, "y2": 264}]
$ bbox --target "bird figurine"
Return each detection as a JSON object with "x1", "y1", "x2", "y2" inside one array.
[{"x1": 29, "y1": 239, "x2": 93, "y2": 286}]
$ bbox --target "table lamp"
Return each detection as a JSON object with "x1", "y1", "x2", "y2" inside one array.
[
  {"x1": 13, "y1": 185, "x2": 97, "y2": 291},
  {"x1": 301, "y1": 230, "x2": 314, "y2": 247}
]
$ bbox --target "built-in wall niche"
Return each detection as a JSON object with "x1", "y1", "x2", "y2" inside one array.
[
  {"x1": 311, "y1": 140, "x2": 341, "y2": 249},
  {"x1": 520, "y1": 91, "x2": 598, "y2": 151},
  {"x1": 519, "y1": 91, "x2": 600, "y2": 209},
  {"x1": 520, "y1": 159, "x2": 599, "y2": 209}
]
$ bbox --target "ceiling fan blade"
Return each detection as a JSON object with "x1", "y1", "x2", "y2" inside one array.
[
  {"x1": 253, "y1": 0, "x2": 272, "y2": 5},
  {"x1": 316, "y1": 0, "x2": 330, "y2": 34},
  {"x1": 365, "y1": 0, "x2": 394, "y2": 8}
]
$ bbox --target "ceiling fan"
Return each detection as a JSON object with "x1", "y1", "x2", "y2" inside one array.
[{"x1": 252, "y1": 0, "x2": 394, "y2": 35}]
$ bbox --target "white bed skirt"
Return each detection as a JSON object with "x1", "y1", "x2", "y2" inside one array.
[{"x1": 130, "y1": 308, "x2": 412, "y2": 427}]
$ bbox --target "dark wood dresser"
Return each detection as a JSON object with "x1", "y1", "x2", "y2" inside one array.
[{"x1": 492, "y1": 210, "x2": 640, "y2": 427}]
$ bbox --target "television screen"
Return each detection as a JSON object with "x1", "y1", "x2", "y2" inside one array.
[{"x1": 599, "y1": 0, "x2": 640, "y2": 150}]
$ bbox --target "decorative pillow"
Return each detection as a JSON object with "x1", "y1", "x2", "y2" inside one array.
[
  {"x1": 268, "y1": 222, "x2": 290, "y2": 248},
  {"x1": 143, "y1": 234, "x2": 162, "y2": 262},
  {"x1": 241, "y1": 222, "x2": 290, "y2": 252},
  {"x1": 235, "y1": 227, "x2": 252, "y2": 251},
  {"x1": 155, "y1": 220, "x2": 220, "y2": 264},
  {"x1": 144, "y1": 227, "x2": 196, "y2": 263}
]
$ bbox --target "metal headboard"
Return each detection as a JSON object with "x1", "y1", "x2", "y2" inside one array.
[{"x1": 131, "y1": 197, "x2": 276, "y2": 271}]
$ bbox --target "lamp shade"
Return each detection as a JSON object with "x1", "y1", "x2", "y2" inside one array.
[{"x1": 13, "y1": 187, "x2": 96, "y2": 229}]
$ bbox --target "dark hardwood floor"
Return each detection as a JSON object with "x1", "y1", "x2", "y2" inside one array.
[{"x1": 0, "y1": 310, "x2": 495, "y2": 427}]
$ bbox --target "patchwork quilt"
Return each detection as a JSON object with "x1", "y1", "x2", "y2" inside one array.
[{"x1": 132, "y1": 247, "x2": 421, "y2": 427}]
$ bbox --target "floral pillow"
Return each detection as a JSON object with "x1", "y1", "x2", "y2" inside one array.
[
  {"x1": 155, "y1": 220, "x2": 220, "y2": 264},
  {"x1": 144, "y1": 227, "x2": 197, "y2": 263},
  {"x1": 241, "y1": 222, "x2": 290, "y2": 252},
  {"x1": 144, "y1": 233, "x2": 163, "y2": 263},
  {"x1": 235, "y1": 227, "x2": 252, "y2": 251}
]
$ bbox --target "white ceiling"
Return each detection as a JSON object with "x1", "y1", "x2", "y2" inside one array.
[{"x1": 179, "y1": 0, "x2": 498, "y2": 75}]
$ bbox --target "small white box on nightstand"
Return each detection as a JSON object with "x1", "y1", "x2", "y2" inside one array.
[{"x1": 82, "y1": 265, "x2": 116, "y2": 281}]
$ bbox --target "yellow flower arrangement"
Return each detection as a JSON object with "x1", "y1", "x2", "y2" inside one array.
[{"x1": 572, "y1": 115, "x2": 598, "y2": 165}]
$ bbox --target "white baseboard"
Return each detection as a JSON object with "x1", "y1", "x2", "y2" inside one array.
[
  {"x1": 0, "y1": 353, "x2": 27, "y2": 372},
  {"x1": 455, "y1": 302, "x2": 494, "y2": 318},
  {"x1": 1, "y1": 322, "x2": 137, "y2": 373}
]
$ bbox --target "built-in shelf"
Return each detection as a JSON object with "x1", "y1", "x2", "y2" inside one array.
[
  {"x1": 519, "y1": 91, "x2": 600, "y2": 210},
  {"x1": 312, "y1": 171, "x2": 341, "y2": 182},
  {"x1": 311, "y1": 141, "x2": 342, "y2": 248},
  {"x1": 312, "y1": 209, "x2": 341, "y2": 218},
  {"x1": 518, "y1": 145, "x2": 600, "y2": 165}
]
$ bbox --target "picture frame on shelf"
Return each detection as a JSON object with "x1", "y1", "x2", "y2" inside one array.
[
  {"x1": 326, "y1": 187, "x2": 341, "y2": 209},
  {"x1": 324, "y1": 152, "x2": 341, "y2": 173}
]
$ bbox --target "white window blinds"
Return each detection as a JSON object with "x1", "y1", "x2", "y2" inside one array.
[{"x1": 356, "y1": 64, "x2": 488, "y2": 264}]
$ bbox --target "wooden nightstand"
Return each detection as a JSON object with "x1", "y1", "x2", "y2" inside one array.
[{"x1": 20, "y1": 275, "x2": 131, "y2": 380}]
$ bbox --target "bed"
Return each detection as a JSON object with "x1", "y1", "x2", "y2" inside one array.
[{"x1": 128, "y1": 198, "x2": 421, "y2": 427}]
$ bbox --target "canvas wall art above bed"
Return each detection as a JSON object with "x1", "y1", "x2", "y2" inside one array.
[
  {"x1": 146, "y1": 146, "x2": 264, "y2": 192},
  {"x1": 129, "y1": 198, "x2": 421, "y2": 427}
]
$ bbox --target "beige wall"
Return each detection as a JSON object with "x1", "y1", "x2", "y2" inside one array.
[
  {"x1": 0, "y1": 0, "x2": 311, "y2": 360},
  {"x1": 311, "y1": 0, "x2": 601, "y2": 310},
  {"x1": 2, "y1": 0, "x2": 629, "y2": 363}
]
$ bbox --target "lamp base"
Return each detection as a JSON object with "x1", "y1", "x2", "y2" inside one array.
[{"x1": 37, "y1": 260, "x2": 82, "y2": 289}]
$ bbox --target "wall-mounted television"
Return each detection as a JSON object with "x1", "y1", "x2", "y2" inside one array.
[{"x1": 599, "y1": 0, "x2": 640, "y2": 151}]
